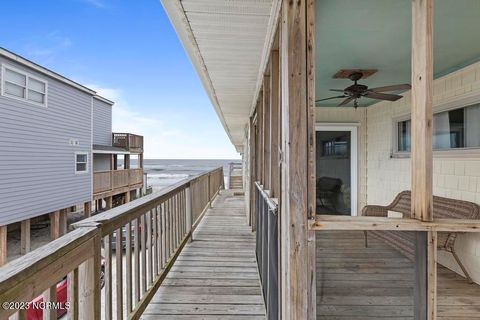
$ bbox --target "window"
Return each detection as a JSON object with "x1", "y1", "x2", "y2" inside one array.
[
  {"x1": 75, "y1": 153, "x2": 88, "y2": 174},
  {"x1": 396, "y1": 103, "x2": 480, "y2": 152},
  {"x1": 2, "y1": 65, "x2": 47, "y2": 106}
]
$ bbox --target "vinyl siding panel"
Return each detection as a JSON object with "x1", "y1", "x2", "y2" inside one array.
[
  {"x1": 0, "y1": 57, "x2": 92, "y2": 225},
  {"x1": 93, "y1": 98, "x2": 112, "y2": 146}
]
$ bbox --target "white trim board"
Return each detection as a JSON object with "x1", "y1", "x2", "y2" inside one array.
[{"x1": 315, "y1": 124, "x2": 359, "y2": 217}]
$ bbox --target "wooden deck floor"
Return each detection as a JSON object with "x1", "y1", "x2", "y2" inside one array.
[
  {"x1": 317, "y1": 231, "x2": 480, "y2": 320},
  {"x1": 141, "y1": 190, "x2": 265, "y2": 319}
]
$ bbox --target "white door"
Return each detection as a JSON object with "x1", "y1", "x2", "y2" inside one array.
[{"x1": 315, "y1": 124, "x2": 358, "y2": 216}]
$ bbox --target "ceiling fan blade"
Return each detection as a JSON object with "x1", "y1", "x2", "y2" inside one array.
[
  {"x1": 364, "y1": 91, "x2": 403, "y2": 101},
  {"x1": 329, "y1": 89, "x2": 345, "y2": 93},
  {"x1": 369, "y1": 84, "x2": 411, "y2": 92},
  {"x1": 338, "y1": 97, "x2": 354, "y2": 106},
  {"x1": 315, "y1": 95, "x2": 346, "y2": 102}
]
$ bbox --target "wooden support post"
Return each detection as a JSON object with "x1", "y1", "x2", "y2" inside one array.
[
  {"x1": 67, "y1": 268, "x2": 79, "y2": 320},
  {"x1": 125, "y1": 191, "x2": 131, "y2": 204},
  {"x1": 113, "y1": 155, "x2": 118, "y2": 170},
  {"x1": 249, "y1": 117, "x2": 257, "y2": 229},
  {"x1": 411, "y1": 0, "x2": 434, "y2": 222},
  {"x1": 0, "y1": 225, "x2": 6, "y2": 266},
  {"x1": 84, "y1": 201, "x2": 92, "y2": 218},
  {"x1": 263, "y1": 72, "x2": 271, "y2": 191},
  {"x1": 414, "y1": 232, "x2": 428, "y2": 320},
  {"x1": 105, "y1": 196, "x2": 113, "y2": 210},
  {"x1": 59, "y1": 209, "x2": 68, "y2": 236},
  {"x1": 270, "y1": 49, "x2": 280, "y2": 199},
  {"x1": 78, "y1": 233, "x2": 101, "y2": 319},
  {"x1": 257, "y1": 93, "x2": 264, "y2": 184},
  {"x1": 125, "y1": 154, "x2": 130, "y2": 170},
  {"x1": 20, "y1": 219, "x2": 31, "y2": 255},
  {"x1": 49, "y1": 210, "x2": 60, "y2": 240},
  {"x1": 428, "y1": 231, "x2": 437, "y2": 319},
  {"x1": 306, "y1": 0, "x2": 317, "y2": 315},
  {"x1": 280, "y1": 0, "x2": 315, "y2": 318},
  {"x1": 186, "y1": 187, "x2": 193, "y2": 242}
]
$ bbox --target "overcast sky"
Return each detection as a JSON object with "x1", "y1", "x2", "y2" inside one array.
[{"x1": 0, "y1": 0, "x2": 240, "y2": 159}]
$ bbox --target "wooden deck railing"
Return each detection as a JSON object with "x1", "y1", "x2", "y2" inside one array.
[
  {"x1": 255, "y1": 182, "x2": 279, "y2": 320},
  {"x1": 112, "y1": 133, "x2": 144, "y2": 153},
  {"x1": 93, "y1": 169, "x2": 144, "y2": 195},
  {"x1": 0, "y1": 167, "x2": 224, "y2": 320}
]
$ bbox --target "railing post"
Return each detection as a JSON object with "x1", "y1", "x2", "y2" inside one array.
[
  {"x1": 186, "y1": 186, "x2": 193, "y2": 242},
  {"x1": 208, "y1": 173, "x2": 212, "y2": 208},
  {"x1": 78, "y1": 231, "x2": 101, "y2": 319}
]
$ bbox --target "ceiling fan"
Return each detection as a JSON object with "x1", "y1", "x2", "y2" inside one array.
[{"x1": 316, "y1": 72, "x2": 411, "y2": 108}]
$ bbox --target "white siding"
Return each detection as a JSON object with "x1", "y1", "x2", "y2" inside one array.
[
  {"x1": 0, "y1": 57, "x2": 92, "y2": 225},
  {"x1": 93, "y1": 98, "x2": 112, "y2": 146}
]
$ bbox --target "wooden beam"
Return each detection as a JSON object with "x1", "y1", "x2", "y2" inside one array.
[
  {"x1": 249, "y1": 117, "x2": 257, "y2": 230},
  {"x1": 0, "y1": 225, "x2": 6, "y2": 266},
  {"x1": 84, "y1": 201, "x2": 92, "y2": 218},
  {"x1": 20, "y1": 219, "x2": 30, "y2": 255},
  {"x1": 411, "y1": 0, "x2": 434, "y2": 222},
  {"x1": 428, "y1": 231, "x2": 437, "y2": 320},
  {"x1": 280, "y1": 0, "x2": 313, "y2": 318},
  {"x1": 78, "y1": 233, "x2": 101, "y2": 319},
  {"x1": 263, "y1": 73, "x2": 271, "y2": 191},
  {"x1": 312, "y1": 215, "x2": 480, "y2": 232},
  {"x1": 50, "y1": 210, "x2": 61, "y2": 240},
  {"x1": 270, "y1": 50, "x2": 280, "y2": 199},
  {"x1": 60, "y1": 209, "x2": 68, "y2": 236},
  {"x1": 306, "y1": 0, "x2": 317, "y2": 317},
  {"x1": 105, "y1": 196, "x2": 113, "y2": 210},
  {"x1": 257, "y1": 93, "x2": 264, "y2": 184}
]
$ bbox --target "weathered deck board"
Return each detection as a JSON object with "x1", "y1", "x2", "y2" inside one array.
[
  {"x1": 141, "y1": 190, "x2": 265, "y2": 319},
  {"x1": 317, "y1": 231, "x2": 480, "y2": 319}
]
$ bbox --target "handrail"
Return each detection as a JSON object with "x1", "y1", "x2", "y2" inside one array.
[
  {"x1": 0, "y1": 227, "x2": 102, "y2": 319},
  {"x1": 0, "y1": 166, "x2": 225, "y2": 320},
  {"x1": 254, "y1": 182, "x2": 279, "y2": 320},
  {"x1": 255, "y1": 181, "x2": 278, "y2": 215}
]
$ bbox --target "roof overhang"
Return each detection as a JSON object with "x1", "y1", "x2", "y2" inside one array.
[
  {"x1": 93, "y1": 144, "x2": 130, "y2": 155},
  {"x1": 160, "y1": 0, "x2": 280, "y2": 153}
]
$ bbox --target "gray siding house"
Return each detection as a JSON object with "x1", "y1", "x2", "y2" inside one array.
[{"x1": 0, "y1": 48, "x2": 143, "y2": 264}]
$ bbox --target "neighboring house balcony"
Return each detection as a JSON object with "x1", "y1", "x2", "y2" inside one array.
[
  {"x1": 112, "y1": 132, "x2": 144, "y2": 153},
  {"x1": 92, "y1": 132, "x2": 144, "y2": 202},
  {"x1": 93, "y1": 168, "x2": 143, "y2": 200}
]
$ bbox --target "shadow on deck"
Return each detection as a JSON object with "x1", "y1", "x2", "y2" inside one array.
[
  {"x1": 317, "y1": 231, "x2": 480, "y2": 320},
  {"x1": 141, "y1": 190, "x2": 265, "y2": 319}
]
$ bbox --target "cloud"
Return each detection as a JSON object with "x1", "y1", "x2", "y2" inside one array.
[
  {"x1": 88, "y1": 85, "x2": 240, "y2": 159},
  {"x1": 25, "y1": 31, "x2": 73, "y2": 63},
  {"x1": 80, "y1": 0, "x2": 107, "y2": 8}
]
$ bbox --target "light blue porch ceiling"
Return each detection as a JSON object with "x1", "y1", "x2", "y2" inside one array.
[{"x1": 315, "y1": 0, "x2": 480, "y2": 108}]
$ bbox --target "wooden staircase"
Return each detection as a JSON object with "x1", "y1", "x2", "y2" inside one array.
[{"x1": 228, "y1": 163, "x2": 243, "y2": 190}]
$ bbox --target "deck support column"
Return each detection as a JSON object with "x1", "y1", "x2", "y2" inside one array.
[
  {"x1": 0, "y1": 225, "x2": 6, "y2": 266},
  {"x1": 20, "y1": 219, "x2": 31, "y2": 255},
  {"x1": 125, "y1": 191, "x2": 131, "y2": 203},
  {"x1": 84, "y1": 201, "x2": 92, "y2": 218},
  {"x1": 106, "y1": 196, "x2": 113, "y2": 210},
  {"x1": 280, "y1": 0, "x2": 316, "y2": 318},
  {"x1": 49, "y1": 210, "x2": 60, "y2": 240},
  {"x1": 411, "y1": 0, "x2": 435, "y2": 319}
]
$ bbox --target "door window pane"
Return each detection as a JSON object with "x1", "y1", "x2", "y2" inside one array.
[{"x1": 316, "y1": 131, "x2": 351, "y2": 215}]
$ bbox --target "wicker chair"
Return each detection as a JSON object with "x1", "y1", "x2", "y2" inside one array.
[{"x1": 362, "y1": 191, "x2": 480, "y2": 283}]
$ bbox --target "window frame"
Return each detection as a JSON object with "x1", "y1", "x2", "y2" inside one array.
[
  {"x1": 1, "y1": 64, "x2": 48, "y2": 107},
  {"x1": 75, "y1": 152, "x2": 89, "y2": 174},
  {"x1": 392, "y1": 92, "x2": 480, "y2": 158}
]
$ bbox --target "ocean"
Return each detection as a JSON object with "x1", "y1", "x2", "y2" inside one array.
[{"x1": 143, "y1": 159, "x2": 241, "y2": 191}]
